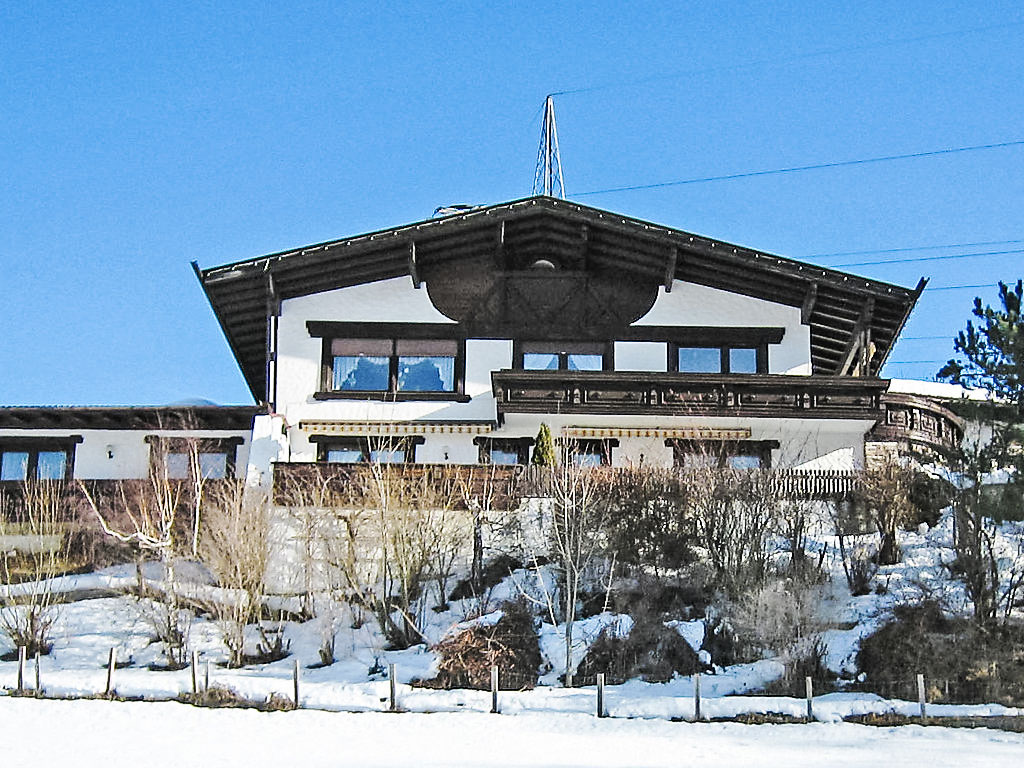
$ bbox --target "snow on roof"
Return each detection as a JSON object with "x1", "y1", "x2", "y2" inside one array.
[{"x1": 888, "y1": 378, "x2": 992, "y2": 402}]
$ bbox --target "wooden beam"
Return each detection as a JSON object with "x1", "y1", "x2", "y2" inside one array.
[
  {"x1": 838, "y1": 297, "x2": 874, "y2": 376},
  {"x1": 408, "y1": 241, "x2": 421, "y2": 289},
  {"x1": 664, "y1": 247, "x2": 678, "y2": 292},
  {"x1": 801, "y1": 282, "x2": 818, "y2": 324}
]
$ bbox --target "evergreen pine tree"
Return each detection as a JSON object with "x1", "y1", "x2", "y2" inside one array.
[{"x1": 532, "y1": 423, "x2": 556, "y2": 466}]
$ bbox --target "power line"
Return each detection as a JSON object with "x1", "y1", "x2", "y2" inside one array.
[
  {"x1": 806, "y1": 238, "x2": 1024, "y2": 260},
  {"x1": 572, "y1": 139, "x2": 1024, "y2": 197},
  {"x1": 829, "y1": 247, "x2": 1024, "y2": 268},
  {"x1": 551, "y1": 20, "x2": 1024, "y2": 97},
  {"x1": 923, "y1": 283, "x2": 999, "y2": 292}
]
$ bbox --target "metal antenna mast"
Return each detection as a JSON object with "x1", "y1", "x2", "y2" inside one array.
[{"x1": 532, "y1": 95, "x2": 565, "y2": 198}]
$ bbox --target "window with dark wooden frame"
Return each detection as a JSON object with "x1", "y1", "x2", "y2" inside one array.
[
  {"x1": 666, "y1": 439, "x2": 778, "y2": 470},
  {"x1": 669, "y1": 343, "x2": 767, "y2": 374},
  {"x1": 473, "y1": 436, "x2": 533, "y2": 465},
  {"x1": 562, "y1": 438, "x2": 619, "y2": 467},
  {"x1": 320, "y1": 338, "x2": 466, "y2": 401},
  {"x1": 311, "y1": 435, "x2": 425, "y2": 464},
  {"x1": 0, "y1": 436, "x2": 82, "y2": 481},
  {"x1": 515, "y1": 341, "x2": 612, "y2": 371},
  {"x1": 145, "y1": 436, "x2": 244, "y2": 480}
]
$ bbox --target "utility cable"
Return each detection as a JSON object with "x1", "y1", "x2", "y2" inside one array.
[
  {"x1": 828, "y1": 247, "x2": 1024, "y2": 268},
  {"x1": 551, "y1": 20, "x2": 1024, "y2": 97},
  {"x1": 806, "y1": 238, "x2": 1024, "y2": 260},
  {"x1": 572, "y1": 139, "x2": 1024, "y2": 197}
]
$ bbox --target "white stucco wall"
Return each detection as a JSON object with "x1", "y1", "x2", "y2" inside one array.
[
  {"x1": 614, "y1": 341, "x2": 667, "y2": 372},
  {"x1": 0, "y1": 428, "x2": 251, "y2": 480},
  {"x1": 634, "y1": 281, "x2": 811, "y2": 375},
  {"x1": 270, "y1": 275, "x2": 827, "y2": 468}
]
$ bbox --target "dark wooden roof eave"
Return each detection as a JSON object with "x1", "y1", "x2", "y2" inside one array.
[
  {"x1": 0, "y1": 406, "x2": 262, "y2": 431},
  {"x1": 195, "y1": 195, "x2": 923, "y2": 396}
]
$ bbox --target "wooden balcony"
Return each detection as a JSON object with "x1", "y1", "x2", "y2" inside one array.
[
  {"x1": 491, "y1": 370, "x2": 887, "y2": 421},
  {"x1": 272, "y1": 462, "x2": 863, "y2": 507},
  {"x1": 871, "y1": 392, "x2": 965, "y2": 456}
]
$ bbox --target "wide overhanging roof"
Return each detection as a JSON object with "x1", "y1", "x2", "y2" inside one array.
[
  {"x1": 195, "y1": 196, "x2": 924, "y2": 402},
  {"x1": 0, "y1": 406, "x2": 260, "y2": 431}
]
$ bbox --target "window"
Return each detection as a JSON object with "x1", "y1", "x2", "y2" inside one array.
[
  {"x1": 474, "y1": 437, "x2": 533, "y2": 465},
  {"x1": 0, "y1": 437, "x2": 80, "y2": 481},
  {"x1": 314, "y1": 436, "x2": 423, "y2": 464},
  {"x1": 146, "y1": 436, "x2": 243, "y2": 480},
  {"x1": 563, "y1": 438, "x2": 618, "y2": 467},
  {"x1": 670, "y1": 344, "x2": 766, "y2": 374},
  {"x1": 668, "y1": 440, "x2": 777, "y2": 469},
  {"x1": 517, "y1": 342, "x2": 609, "y2": 371},
  {"x1": 323, "y1": 338, "x2": 464, "y2": 399}
]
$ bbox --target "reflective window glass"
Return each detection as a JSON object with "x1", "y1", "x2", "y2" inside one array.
[
  {"x1": 36, "y1": 451, "x2": 67, "y2": 480},
  {"x1": 524, "y1": 353, "x2": 559, "y2": 370},
  {"x1": 727, "y1": 453, "x2": 763, "y2": 470},
  {"x1": 489, "y1": 447, "x2": 521, "y2": 465},
  {"x1": 199, "y1": 452, "x2": 228, "y2": 479},
  {"x1": 333, "y1": 355, "x2": 389, "y2": 390},
  {"x1": 370, "y1": 447, "x2": 407, "y2": 464},
  {"x1": 397, "y1": 356, "x2": 454, "y2": 391},
  {"x1": 680, "y1": 451, "x2": 718, "y2": 469},
  {"x1": 678, "y1": 347, "x2": 721, "y2": 373},
  {"x1": 165, "y1": 452, "x2": 190, "y2": 479},
  {"x1": 1, "y1": 452, "x2": 29, "y2": 481},
  {"x1": 567, "y1": 354, "x2": 603, "y2": 371},
  {"x1": 729, "y1": 348, "x2": 758, "y2": 373},
  {"x1": 327, "y1": 446, "x2": 366, "y2": 463}
]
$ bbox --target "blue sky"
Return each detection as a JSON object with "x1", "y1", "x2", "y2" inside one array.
[{"x1": 2, "y1": 1, "x2": 1022, "y2": 405}]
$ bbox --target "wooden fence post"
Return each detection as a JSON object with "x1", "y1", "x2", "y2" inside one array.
[
  {"x1": 34, "y1": 651, "x2": 40, "y2": 696},
  {"x1": 16, "y1": 646, "x2": 26, "y2": 694},
  {"x1": 490, "y1": 665, "x2": 499, "y2": 714},
  {"x1": 597, "y1": 673, "x2": 606, "y2": 718},
  {"x1": 105, "y1": 648, "x2": 116, "y2": 697},
  {"x1": 190, "y1": 651, "x2": 198, "y2": 695},
  {"x1": 693, "y1": 673, "x2": 702, "y2": 721},
  {"x1": 293, "y1": 658, "x2": 300, "y2": 709},
  {"x1": 388, "y1": 663, "x2": 397, "y2": 712},
  {"x1": 805, "y1": 676, "x2": 813, "y2": 721},
  {"x1": 917, "y1": 673, "x2": 927, "y2": 720},
  {"x1": 205, "y1": 659, "x2": 210, "y2": 692}
]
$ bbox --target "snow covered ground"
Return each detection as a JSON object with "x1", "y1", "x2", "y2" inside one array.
[
  {"x1": 3, "y1": 509, "x2": 1024, "y2": 729},
  {"x1": 1, "y1": 697, "x2": 1022, "y2": 768}
]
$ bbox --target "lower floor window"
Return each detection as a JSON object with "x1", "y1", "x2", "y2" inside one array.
[
  {"x1": 316, "y1": 436, "x2": 423, "y2": 464},
  {"x1": 563, "y1": 438, "x2": 618, "y2": 467},
  {"x1": 474, "y1": 437, "x2": 533, "y2": 465},
  {"x1": 0, "y1": 438, "x2": 80, "y2": 481},
  {"x1": 146, "y1": 436, "x2": 243, "y2": 480},
  {"x1": 668, "y1": 440, "x2": 777, "y2": 469}
]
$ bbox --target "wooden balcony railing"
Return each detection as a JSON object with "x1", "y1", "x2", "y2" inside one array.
[
  {"x1": 491, "y1": 370, "x2": 887, "y2": 420},
  {"x1": 872, "y1": 393, "x2": 965, "y2": 456},
  {"x1": 272, "y1": 462, "x2": 863, "y2": 507}
]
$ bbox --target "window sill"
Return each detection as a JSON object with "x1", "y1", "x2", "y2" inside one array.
[{"x1": 313, "y1": 391, "x2": 472, "y2": 403}]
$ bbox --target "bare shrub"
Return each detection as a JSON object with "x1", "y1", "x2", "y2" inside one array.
[
  {"x1": 278, "y1": 457, "x2": 476, "y2": 651},
  {"x1": 731, "y1": 577, "x2": 826, "y2": 678},
  {"x1": 0, "y1": 481, "x2": 73, "y2": 656},
  {"x1": 197, "y1": 480, "x2": 271, "y2": 667},
  {"x1": 687, "y1": 467, "x2": 778, "y2": 598},
  {"x1": 80, "y1": 453, "x2": 199, "y2": 668},
  {"x1": 603, "y1": 467, "x2": 693, "y2": 575},
  {"x1": 858, "y1": 457, "x2": 917, "y2": 565},
  {"x1": 576, "y1": 614, "x2": 701, "y2": 684},
  {"x1": 419, "y1": 598, "x2": 540, "y2": 690}
]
